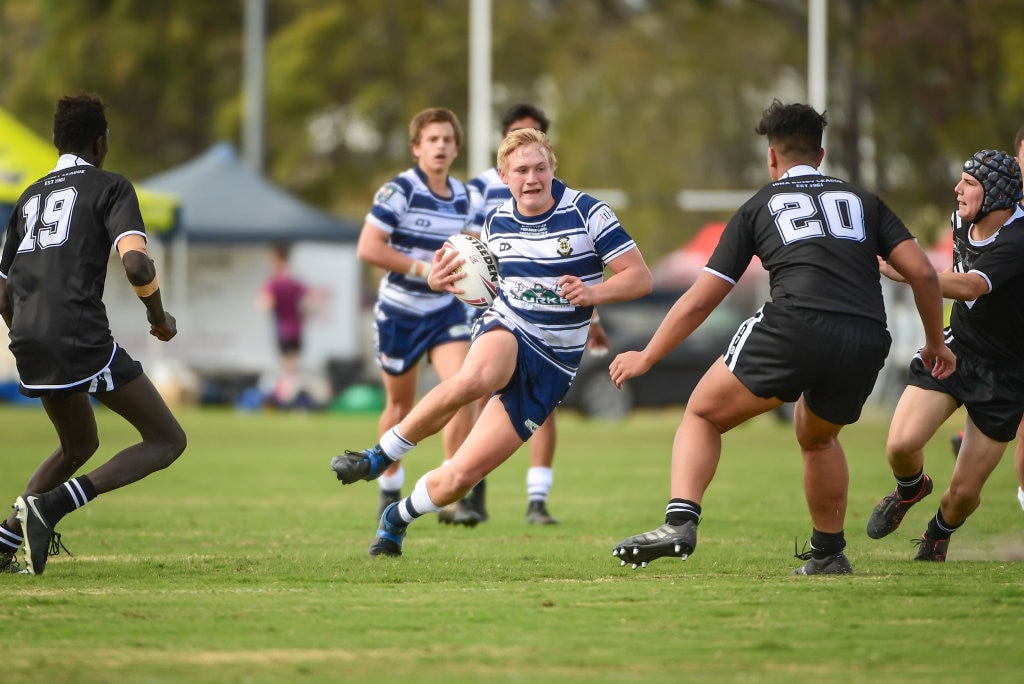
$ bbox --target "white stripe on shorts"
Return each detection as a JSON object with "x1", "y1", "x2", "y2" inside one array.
[{"x1": 724, "y1": 307, "x2": 764, "y2": 372}]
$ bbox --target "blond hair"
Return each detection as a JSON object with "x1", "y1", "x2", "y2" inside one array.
[{"x1": 496, "y1": 128, "x2": 557, "y2": 173}]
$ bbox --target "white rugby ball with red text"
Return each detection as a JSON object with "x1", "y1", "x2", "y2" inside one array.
[{"x1": 443, "y1": 234, "x2": 499, "y2": 308}]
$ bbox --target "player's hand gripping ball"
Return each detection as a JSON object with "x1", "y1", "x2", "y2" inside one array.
[{"x1": 443, "y1": 234, "x2": 499, "y2": 308}]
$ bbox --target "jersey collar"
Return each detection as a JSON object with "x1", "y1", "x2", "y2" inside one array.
[
  {"x1": 51, "y1": 154, "x2": 95, "y2": 173},
  {"x1": 780, "y1": 165, "x2": 822, "y2": 179}
]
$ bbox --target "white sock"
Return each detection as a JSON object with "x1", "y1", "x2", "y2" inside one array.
[
  {"x1": 395, "y1": 473, "x2": 443, "y2": 524},
  {"x1": 527, "y1": 466, "x2": 554, "y2": 503},
  {"x1": 380, "y1": 426, "x2": 415, "y2": 460},
  {"x1": 378, "y1": 465, "x2": 404, "y2": 492},
  {"x1": 1017, "y1": 486, "x2": 1024, "y2": 513}
]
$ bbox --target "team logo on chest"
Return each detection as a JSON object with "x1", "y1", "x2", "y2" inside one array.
[{"x1": 557, "y1": 237, "x2": 573, "y2": 257}]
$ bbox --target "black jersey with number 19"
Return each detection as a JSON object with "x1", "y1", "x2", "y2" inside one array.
[
  {"x1": 0, "y1": 155, "x2": 146, "y2": 390},
  {"x1": 706, "y1": 166, "x2": 914, "y2": 326}
]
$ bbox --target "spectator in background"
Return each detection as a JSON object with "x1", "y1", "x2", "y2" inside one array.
[{"x1": 259, "y1": 243, "x2": 311, "y2": 408}]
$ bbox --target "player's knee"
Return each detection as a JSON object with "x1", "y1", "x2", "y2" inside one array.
[
  {"x1": 64, "y1": 438, "x2": 100, "y2": 469},
  {"x1": 794, "y1": 420, "x2": 840, "y2": 453},
  {"x1": 438, "y1": 462, "x2": 477, "y2": 496},
  {"x1": 453, "y1": 370, "x2": 498, "y2": 402},
  {"x1": 151, "y1": 425, "x2": 187, "y2": 470},
  {"x1": 383, "y1": 397, "x2": 414, "y2": 422},
  {"x1": 885, "y1": 432, "x2": 919, "y2": 460},
  {"x1": 945, "y1": 481, "x2": 980, "y2": 511},
  {"x1": 796, "y1": 432, "x2": 838, "y2": 454},
  {"x1": 170, "y1": 425, "x2": 187, "y2": 458}
]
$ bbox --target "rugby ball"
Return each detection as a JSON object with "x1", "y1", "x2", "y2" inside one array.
[{"x1": 443, "y1": 234, "x2": 499, "y2": 308}]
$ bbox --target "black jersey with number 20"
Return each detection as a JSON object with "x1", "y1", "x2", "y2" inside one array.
[
  {"x1": 706, "y1": 167, "x2": 914, "y2": 326},
  {"x1": 0, "y1": 156, "x2": 147, "y2": 390}
]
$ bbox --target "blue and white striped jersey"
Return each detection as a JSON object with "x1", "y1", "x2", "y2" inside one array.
[
  {"x1": 467, "y1": 166, "x2": 508, "y2": 233},
  {"x1": 481, "y1": 178, "x2": 637, "y2": 373},
  {"x1": 366, "y1": 166, "x2": 471, "y2": 315}
]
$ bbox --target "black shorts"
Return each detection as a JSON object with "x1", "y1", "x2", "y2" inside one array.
[
  {"x1": 20, "y1": 345, "x2": 144, "y2": 399},
  {"x1": 724, "y1": 302, "x2": 891, "y2": 425},
  {"x1": 906, "y1": 348, "x2": 1024, "y2": 442},
  {"x1": 278, "y1": 337, "x2": 302, "y2": 354}
]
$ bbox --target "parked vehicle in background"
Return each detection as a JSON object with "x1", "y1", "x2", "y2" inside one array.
[{"x1": 562, "y1": 289, "x2": 756, "y2": 418}]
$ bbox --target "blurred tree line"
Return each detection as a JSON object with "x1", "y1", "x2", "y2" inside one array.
[{"x1": 2, "y1": 0, "x2": 1022, "y2": 258}]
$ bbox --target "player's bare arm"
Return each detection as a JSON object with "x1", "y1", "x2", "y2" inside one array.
[
  {"x1": 877, "y1": 255, "x2": 905, "y2": 282},
  {"x1": 117, "y1": 233, "x2": 176, "y2": 342},
  {"x1": 937, "y1": 270, "x2": 990, "y2": 302},
  {"x1": 356, "y1": 222, "x2": 430, "y2": 278},
  {"x1": 557, "y1": 248, "x2": 652, "y2": 308},
  {"x1": 885, "y1": 239, "x2": 956, "y2": 379},
  {"x1": 609, "y1": 271, "x2": 731, "y2": 388}
]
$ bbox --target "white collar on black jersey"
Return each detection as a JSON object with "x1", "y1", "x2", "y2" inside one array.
[
  {"x1": 780, "y1": 165, "x2": 822, "y2": 179},
  {"x1": 1005, "y1": 203, "x2": 1024, "y2": 227},
  {"x1": 968, "y1": 204, "x2": 1024, "y2": 246},
  {"x1": 50, "y1": 154, "x2": 94, "y2": 173}
]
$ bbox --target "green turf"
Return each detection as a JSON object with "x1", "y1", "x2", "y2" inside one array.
[{"x1": 2, "y1": 403, "x2": 1022, "y2": 683}]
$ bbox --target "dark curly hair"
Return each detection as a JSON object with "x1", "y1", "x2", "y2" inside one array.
[
  {"x1": 52, "y1": 94, "x2": 108, "y2": 154},
  {"x1": 500, "y1": 103, "x2": 549, "y2": 135},
  {"x1": 755, "y1": 99, "x2": 827, "y2": 161}
]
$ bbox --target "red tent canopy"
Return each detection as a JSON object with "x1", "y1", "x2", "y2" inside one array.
[
  {"x1": 927, "y1": 231, "x2": 953, "y2": 271},
  {"x1": 652, "y1": 222, "x2": 766, "y2": 291}
]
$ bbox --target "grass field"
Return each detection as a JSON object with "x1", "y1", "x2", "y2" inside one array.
[{"x1": 2, "y1": 402, "x2": 1022, "y2": 683}]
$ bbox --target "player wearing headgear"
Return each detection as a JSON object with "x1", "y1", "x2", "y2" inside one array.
[{"x1": 868, "y1": 149, "x2": 1024, "y2": 561}]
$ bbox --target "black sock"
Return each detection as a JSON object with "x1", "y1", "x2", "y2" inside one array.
[
  {"x1": 895, "y1": 469, "x2": 926, "y2": 500},
  {"x1": 810, "y1": 528, "x2": 845, "y2": 559},
  {"x1": 470, "y1": 479, "x2": 486, "y2": 505},
  {"x1": 927, "y1": 508, "x2": 960, "y2": 540},
  {"x1": 40, "y1": 475, "x2": 98, "y2": 525},
  {"x1": 665, "y1": 498, "x2": 701, "y2": 526},
  {"x1": 0, "y1": 520, "x2": 22, "y2": 555}
]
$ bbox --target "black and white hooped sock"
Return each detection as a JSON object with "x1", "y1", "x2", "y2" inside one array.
[
  {"x1": 40, "y1": 475, "x2": 99, "y2": 524},
  {"x1": 665, "y1": 498, "x2": 701, "y2": 526},
  {"x1": 0, "y1": 521, "x2": 22, "y2": 554}
]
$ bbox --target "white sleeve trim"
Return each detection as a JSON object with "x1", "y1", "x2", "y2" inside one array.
[{"x1": 702, "y1": 266, "x2": 737, "y2": 286}]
